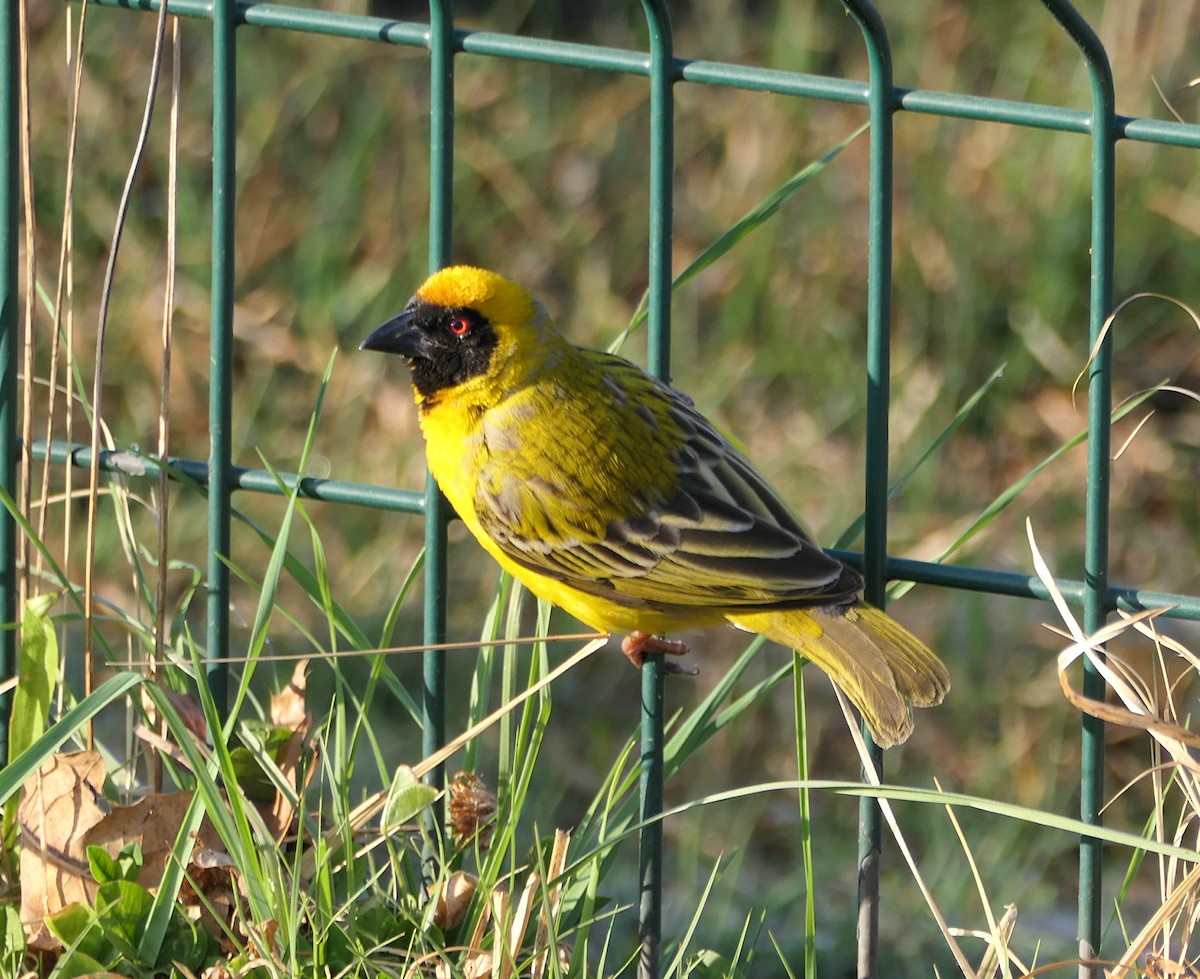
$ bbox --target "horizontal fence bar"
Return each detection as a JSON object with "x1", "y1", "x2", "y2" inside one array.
[
  {"x1": 31, "y1": 438, "x2": 1200, "y2": 622},
  {"x1": 29, "y1": 439, "x2": 426, "y2": 514},
  {"x1": 84, "y1": 0, "x2": 1200, "y2": 150},
  {"x1": 876, "y1": 553, "x2": 1200, "y2": 620}
]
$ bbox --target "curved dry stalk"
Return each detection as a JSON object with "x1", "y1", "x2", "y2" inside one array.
[
  {"x1": 1030, "y1": 517, "x2": 1200, "y2": 974},
  {"x1": 82, "y1": 0, "x2": 172, "y2": 740},
  {"x1": 1070, "y1": 292, "x2": 1200, "y2": 410}
]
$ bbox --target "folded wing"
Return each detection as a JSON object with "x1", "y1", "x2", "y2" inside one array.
[{"x1": 473, "y1": 351, "x2": 860, "y2": 615}]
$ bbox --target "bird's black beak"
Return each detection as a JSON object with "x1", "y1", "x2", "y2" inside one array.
[{"x1": 360, "y1": 308, "x2": 426, "y2": 358}]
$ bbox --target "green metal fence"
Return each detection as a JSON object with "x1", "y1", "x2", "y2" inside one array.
[{"x1": 4, "y1": 1, "x2": 1200, "y2": 977}]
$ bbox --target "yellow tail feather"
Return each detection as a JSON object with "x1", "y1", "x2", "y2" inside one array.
[{"x1": 728, "y1": 605, "x2": 949, "y2": 748}]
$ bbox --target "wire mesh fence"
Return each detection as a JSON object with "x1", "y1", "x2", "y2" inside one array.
[{"x1": 4, "y1": 1, "x2": 1200, "y2": 977}]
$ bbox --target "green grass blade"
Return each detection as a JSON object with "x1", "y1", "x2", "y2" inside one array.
[
  {"x1": 834, "y1": 363, "x2": 1006, "y2": 550},
  {"x1": 0, "y1": 672, "x2": 143, "y2": 808},
  {"x1": 463, "y1": 571, "x2": 512, "y2": 773},
  {"x1": 6, "y1": 594, "x2": 60, "y2": 768},
  {"x1": 792, "y1": 655, "x2": 817, "y2": 979},
  {"x1": 562, "y1": 778, "x2": 1200, "y2": 879},
  {"x1": 148, "y1": 650, "x2": 273, "y2": 923},
  {"x1": 888, "y1": 385, "x2": 1161, "y2": 600},
  {"x1": 377, "y1": 547, "x2": 425, "y2": 651},
  {"x1": 609, "y1": 123, "x2": 868, "y2": 353},
  {"x1": 662, "y1": 854, "x2": 725, "y2": 977},
  {"x1": 769, "y1": 931, "x2": 802, "y2": 979},
  {"x1": 665, "y1": 636, "x2": 784, "y2": 781},
  {"x1": 136, "y1": 790, "x2": 207, "y2": 966},
  {"x1": 510, "y1": 600, "x2": 553, "y2": 818},
  {"x1": 225, "y1": 353, "x2": 336, "y2": 733},
  {"x1": 3, "y1": 594, "x2": 62, "y2": 840},
  {"x1": 231, "y1": 509, "x2": 373, "y2": 651}
]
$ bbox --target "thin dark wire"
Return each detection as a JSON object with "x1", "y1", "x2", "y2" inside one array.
[{"x1": 111, "y1": 631, "x2": 608, "y2": 668}]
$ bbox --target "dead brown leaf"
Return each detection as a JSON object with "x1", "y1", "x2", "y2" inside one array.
[
  {"x1": 432, "y1": 870, "x2": 478, "y2": 932},
  {"x1": 263, "y1": 659, "x2": 315, "y2": 842},
  {"x1": 270, "y1": 659, "x2": 310, "y2": 731},
  {"x1": 82, "y1": 790, "x2": 225, "y2": 888},
  {"x1": 158, "y1": 687, "x2": 208, "y2": 743},
  {"x1": 18, "y1": 751, "x2": 234, "y2": 951},
  {"x1": 18, "y1": 751, "x2": 110, "y2": 949},
  {"x1": 1144, "y1": 954, "x2": 1200, "y2": 978}
]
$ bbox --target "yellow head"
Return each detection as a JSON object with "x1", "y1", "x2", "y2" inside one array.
[{"x1": 361, "y1": 266, "x2": 559, "y2": 407}]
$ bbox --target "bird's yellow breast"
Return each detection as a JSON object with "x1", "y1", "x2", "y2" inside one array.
[{"x1": 416, "y1": 398, "x2": 491, "y2": 542}]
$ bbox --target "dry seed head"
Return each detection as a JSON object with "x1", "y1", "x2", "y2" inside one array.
[{"x1": 449, "y1": 771, "x2": 498, "y2": 850}]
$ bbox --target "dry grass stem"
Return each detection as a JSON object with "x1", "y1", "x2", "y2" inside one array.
[
  {"x1": 837, "y1": 687, "x2": 978, "y2": 978},
  {"x1": 17, "y1": 0, "x2": 36, "y2": 614},
  {"x1": 936, "y1": 774, "x2": 1027, "y2": 978},
  {"x1": 309, "y1": 636, "x2": 604, "y2": 879}
]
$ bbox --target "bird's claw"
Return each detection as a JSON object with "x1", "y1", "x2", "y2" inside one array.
[{"x1": 620, "y1": 631, "x2": 699, "y2": 677}]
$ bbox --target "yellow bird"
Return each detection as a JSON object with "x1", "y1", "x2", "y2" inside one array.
[{"x1": 361, "y1": 266, "x2": 949, "y2": 747}]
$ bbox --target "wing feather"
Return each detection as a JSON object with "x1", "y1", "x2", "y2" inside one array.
[{"x1": 474, "y1": 349, "x2": 858, "y2": 614}]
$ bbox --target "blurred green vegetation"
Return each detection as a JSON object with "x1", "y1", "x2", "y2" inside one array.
[{"x1": 22, "y1": 0, "x2": 1200, "y2": 973}]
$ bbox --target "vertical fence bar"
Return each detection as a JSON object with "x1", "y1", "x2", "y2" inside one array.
[
  {"x1": 638, "y1": 2, "x2": 673, "y2": 976},
  {"x1": 1039, "y1": 3, "x2": 1115, "y2": 975},
  {"x1": 421, "y1": 0, "x2": 454, "y2": 833},
  {"x1": 638, "y1": 657, "x2": 665, "y2": 978},
  {"x1": 0, "y1": 0, "x2": 19, "y2": 756},
  {"x1": 641, "y1": 0, "x2": 673, "y2": 386},
  {"x1": 840, "y1": 2, "x2": 894, "y2": 976},
  {"x1": 207, "y1": 0, "x2": 236, "y2": 717}
]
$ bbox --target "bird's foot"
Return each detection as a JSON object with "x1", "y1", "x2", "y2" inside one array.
[{"x1": 620, "y1": 632, "x2": 699, "y2": 676}]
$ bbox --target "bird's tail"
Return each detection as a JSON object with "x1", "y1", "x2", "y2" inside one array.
[{"x1": 728, "y1": 605, "x2": 949, "y2": 748}]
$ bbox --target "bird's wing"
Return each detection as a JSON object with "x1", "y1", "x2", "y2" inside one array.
[{"x1": 472, "y1": 351, "x2": 858, "y2": 614}]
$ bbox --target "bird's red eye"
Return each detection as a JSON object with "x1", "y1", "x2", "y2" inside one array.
[{"x1": 449, "y1": 315, "x2": 472, "y2": 337}]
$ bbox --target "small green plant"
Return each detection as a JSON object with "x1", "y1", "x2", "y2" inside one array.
[
  {"x1": 0, "y1": 905, "x2": 26, "y2": 978},
  {"x1": 44, "y1": 843, "x2": 211, "y2": 978}
]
